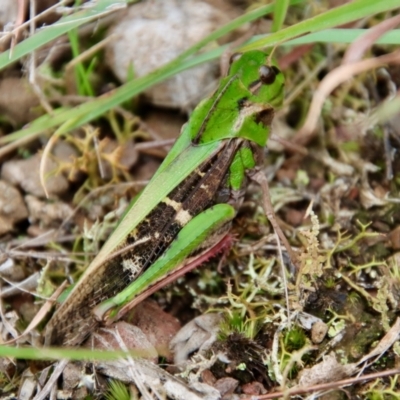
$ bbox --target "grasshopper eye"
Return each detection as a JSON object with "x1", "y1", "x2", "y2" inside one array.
[
  {"x1": 259, "y1": 65, "x2": 279, "y2": 85},
  {"x1": 229, "y1": 52, "x2": 242, "y2": 65}
]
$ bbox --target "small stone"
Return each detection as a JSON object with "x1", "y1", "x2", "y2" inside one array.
[
  {"x1": 105, "y1": 0, "x2": 229, "y2": 109},
  {"x1": 389, "y1": 225, "x2": 400, "y2": 250},
  {"x1": 242, "y1": 381, "x2": 266, "y2": 395},
  {"x1": 0, "y1": 0, "x2": 19, "y2": 29},
  {"x1": 62, "y1": 362, "x2": 84, "y2": 391},
  {"x1": 214, "y1": 377, "x2": 238, "y2": 398},
  {"x1": 285, "y1": 208, "x2": 305, "y2": 226},
  {"x1": 25, "y1": 195, "x2": 73, "y2": 227},
  {"x1": 88, "y1": 321, "x2": 158, "y2": 362},
  {"x1": 171, "y1": 313, "x2": 222, "y2": 364},
  {"x1": 201, "y1": 369, "x2": 217, "y2": 386},
  {"x1": 311, "y1": 320, "x2": 328, "y2": 344},
  {"x1": 298, "y1": 353, "x2": 356, "y2": 386},
  {"x1": 0, "y1": 78, "x2": 40, "y2": 125},
  {"x1": 125, "y1": 299, "x2": 181, "y2": 360},
  {"x1": 2, "y1": 154, "x2": 69, "y2": 198},
  {"x1": 0, "y1": 179, "x2": 28, "y2": 235}
]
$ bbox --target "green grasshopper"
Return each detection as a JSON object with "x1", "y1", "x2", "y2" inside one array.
[{"x1": 45, "y1": 50, "x2": 285, "y2": 347}]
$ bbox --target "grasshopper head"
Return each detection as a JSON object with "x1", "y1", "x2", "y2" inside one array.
[{"x1": 228, "y1": 50, "x2": 285, "y2": 109}]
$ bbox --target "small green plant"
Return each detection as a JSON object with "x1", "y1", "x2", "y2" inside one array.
[
  {"x1": 279, "y1": 327, "x2": 312, "y2": 382},
  {"x1": 363, "y1": 375, "x2": 400, "y2": 400},
  {"x1": 219, "y1": 310, "x2": 261, "y2": 341},
  {"x1": 283, "y1": 327, "x2": 307, "y2": 351},
  {"x1": 324, "y1": 276, "x2": 336, "y2": 289},
  {"x1": 67, "y1": 27, "x2": 95, "y2": 97},
  {"x1": 347, "y1": 291, "x2": 361, "y2": 306},
  {"x1": 105, "y1": 379, "x2": 131, "y2": 400},
  {"x1": 327, "y1": 220, "x2": 382, "y2": 264}
]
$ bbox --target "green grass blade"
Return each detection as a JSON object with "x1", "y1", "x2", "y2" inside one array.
[
  {"x1": 0, "y1": 0, "x2": 127, "y2": 71},
  {"x1": 241, "y1": 0, "x2": 400, "y2": 51},
  {"x1": 272, "y1": 0, "x2": 290, "y2": 33},
  {"x1": 0, "y1": 345, "x2": 151, "y2": 361},
  {"x1": 282, "y1": 28, "x2": 400, "y2": 45}
]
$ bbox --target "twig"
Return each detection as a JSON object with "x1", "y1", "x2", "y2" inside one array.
[
  {"x1": 28, "y1": 0, "x2": 53, "y2": 114},
  {"x1": 252, "y1": 368, "x2": 400, "y2": 399},
  {"x1": 252, "y1": 171, "x2": 298, "y2": 268}
]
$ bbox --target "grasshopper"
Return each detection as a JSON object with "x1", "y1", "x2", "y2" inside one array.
[{"x1": 45, "y1": 50, "x2": 285, "y2": 346}]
